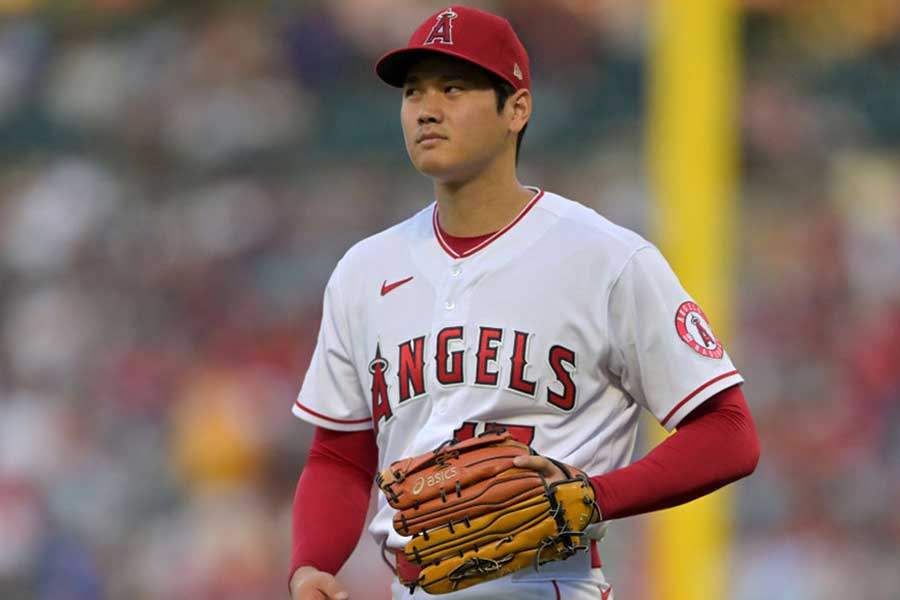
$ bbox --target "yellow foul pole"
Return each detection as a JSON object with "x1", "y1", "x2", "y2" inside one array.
[{"x1": 646, "y1": 0, "x2": 740, "y2": 599}]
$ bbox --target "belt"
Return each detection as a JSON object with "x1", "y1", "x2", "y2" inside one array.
[{"x1": 394, "y1": 540, "x2": 602, "y2": 583}]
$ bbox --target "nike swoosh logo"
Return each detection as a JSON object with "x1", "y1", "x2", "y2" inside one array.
[{"x1": 381, "y1": 276, "x2": 414, "y2": 296}]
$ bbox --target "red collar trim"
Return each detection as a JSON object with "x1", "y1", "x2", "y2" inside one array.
[{"x1": 432, "y1": 188, "x2": 544, "y2": 259}]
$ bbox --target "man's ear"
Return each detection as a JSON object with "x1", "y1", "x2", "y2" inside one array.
[{"x1": 509, "y1": 88, "x2": 531, "y2": 134}]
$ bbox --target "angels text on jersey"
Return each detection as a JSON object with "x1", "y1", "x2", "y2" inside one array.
[{"x1": 369, "y1": 325, "x2": 577, "y2": 433}]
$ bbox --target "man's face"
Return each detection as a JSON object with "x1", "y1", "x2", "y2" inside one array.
[{"x1": 401, "y1": 55, "x2": 515, "y2": 183}]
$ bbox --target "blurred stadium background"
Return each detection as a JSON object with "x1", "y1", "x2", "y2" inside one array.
[{"x1": 0, "y1": 1, "x2": 898, "y2": 599}]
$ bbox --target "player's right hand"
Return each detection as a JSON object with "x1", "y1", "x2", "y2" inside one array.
[{"x1": 290, "y1": 566, "x2": 350, "y2": 600}]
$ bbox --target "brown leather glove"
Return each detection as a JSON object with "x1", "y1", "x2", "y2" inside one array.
[{"x1": 377, "y1": 430, "x2": 599, "y2": 595}]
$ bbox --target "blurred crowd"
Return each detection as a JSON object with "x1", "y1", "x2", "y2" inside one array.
[{"x1": 0, "y1": 1, "x2": 898, "y2": 599}]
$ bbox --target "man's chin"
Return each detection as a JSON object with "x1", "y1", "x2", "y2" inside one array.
[{"x1": 414, "y1": 160, "x2": 462, "y2": 182}]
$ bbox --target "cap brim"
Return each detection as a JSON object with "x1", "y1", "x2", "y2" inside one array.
[{"x1": 375, "y1": 47, "x2": 519, "y2": 89}]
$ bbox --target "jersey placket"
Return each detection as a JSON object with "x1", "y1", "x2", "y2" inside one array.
[{"x1": 429, "y1": 256, "x2": 474, "y2": 417}]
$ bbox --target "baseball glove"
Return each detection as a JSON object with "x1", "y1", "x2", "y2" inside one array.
[{"x1": 377, "y1": 430, "x2": 600, "y2": 595}]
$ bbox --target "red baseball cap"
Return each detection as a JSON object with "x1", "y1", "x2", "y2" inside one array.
[{"x1": 375, "y1": 6, "x2": 530, "y2": 91}]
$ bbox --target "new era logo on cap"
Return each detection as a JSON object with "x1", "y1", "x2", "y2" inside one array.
[{"x1": 375, "y1": 6, "x2": 530, "y2": 91}]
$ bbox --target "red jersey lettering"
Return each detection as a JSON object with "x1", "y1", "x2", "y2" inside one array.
[
  {"x1": 397, "y1": 336, "x2": 426, "y2": 401},
  {"x1": 475, "y1": 327, "x2": 503, "y2": 386},
  {"x1": 508, "y1": 330, "x2": 537, "y2": 397},
  {"x1": 436, "y1": 326, "x2": 465, "y2": 385},
  {"x1": 547, "y1": 345, "x2": 577, "y2": 410}
]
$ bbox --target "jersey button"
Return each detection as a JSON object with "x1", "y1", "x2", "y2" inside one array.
[
  {"x1": 450, "y1": 266, "x2": 462, "y2": 277},
  {"x1": 444, "y1": 300, "x2": 455, "y2": 310}
]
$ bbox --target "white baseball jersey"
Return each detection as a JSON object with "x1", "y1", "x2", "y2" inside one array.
[{"x1": 292, "y1": 188, "x2": 742, "y2": 588}]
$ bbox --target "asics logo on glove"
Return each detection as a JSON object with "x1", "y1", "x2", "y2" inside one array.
[{"x1": 412, "y1": 466, "x2": 458, "y2": 496}]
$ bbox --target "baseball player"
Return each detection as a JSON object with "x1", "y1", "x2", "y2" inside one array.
[{"x1": 289, "y1": 6, "x2": 759, "y2": 600}]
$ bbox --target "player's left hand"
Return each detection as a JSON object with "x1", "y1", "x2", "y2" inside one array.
[{"x1": 512, "y1": 454, "x2": 568, "y2": 483}]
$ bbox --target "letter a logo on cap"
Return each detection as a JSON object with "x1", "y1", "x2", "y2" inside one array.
[{"x1": 424, "y1": 8, "x2": 458, "y2": 45}]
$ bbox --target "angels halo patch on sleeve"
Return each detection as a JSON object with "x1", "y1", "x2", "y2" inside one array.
[{"x1": 675, "y1": 301, "x2": 724, "y2": 359}]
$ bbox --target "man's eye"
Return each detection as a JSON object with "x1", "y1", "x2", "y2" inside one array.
[
  {"x1": 445, "y1": 85, "x2": 463, "y2": 93},
  {"x1": 404, "y1": 88, "x2": 420, "y2": 97}
]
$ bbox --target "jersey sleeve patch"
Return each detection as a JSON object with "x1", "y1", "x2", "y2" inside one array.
[{"x1": 674, "y1": 301, "x2": 723, "y2": 359}]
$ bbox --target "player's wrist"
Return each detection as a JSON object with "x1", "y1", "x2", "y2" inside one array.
[{"x1": 583, "y1": 475, "x2": 606, "y2": 524}]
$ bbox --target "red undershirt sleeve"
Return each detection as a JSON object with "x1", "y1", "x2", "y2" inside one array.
[
  {"x1": 590, "y1": 384, "x2": 760, "y2": 520},
  {"x1": 290, "y1": 426, "x2": 378, "y2": 579}
]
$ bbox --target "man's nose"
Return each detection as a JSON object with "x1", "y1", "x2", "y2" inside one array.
[{"x1": 417, "y1": 91, "x2": 443, "y2": 124}]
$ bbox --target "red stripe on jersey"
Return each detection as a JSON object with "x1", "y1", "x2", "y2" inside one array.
[
  {"x1": 294, "y1": 400, "x2": 371, "y2": 425},
  {"x1": 661, "y1": 370, "x2": 739, "y2": 427},
  {"x1": 433, "y1": 188, "x2": 545, "y2": 259},
  {"x1": 552, "y1": 580, "x2": 561, "y2": 600}
]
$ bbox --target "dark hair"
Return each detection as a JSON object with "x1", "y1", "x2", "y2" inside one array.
[{"x1": 489, "y1": 75, "x2": 527, "y2": 164}]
